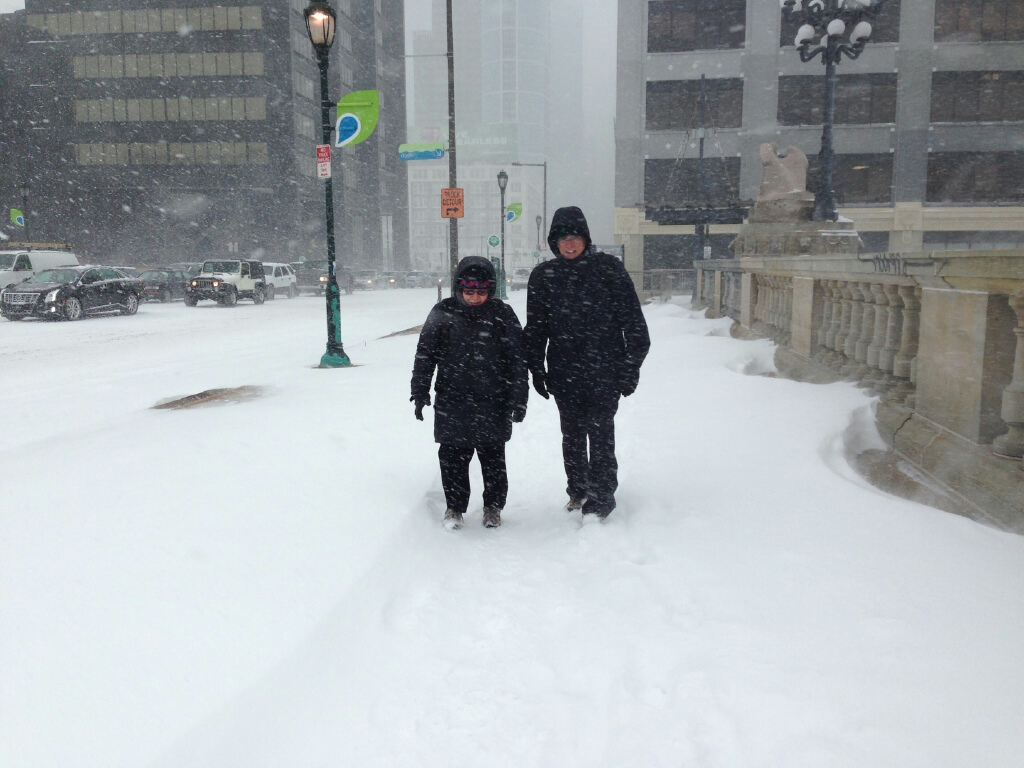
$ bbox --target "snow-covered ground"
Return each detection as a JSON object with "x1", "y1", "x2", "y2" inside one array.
[{"x1": 2, "y1": 290, "x2": 1023, "y2": 768}]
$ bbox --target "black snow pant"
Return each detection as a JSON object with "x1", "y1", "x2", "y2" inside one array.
[
  {"x1": 438, "y1": 444, "x2": 508, "y2": 514},
  {"x1": 555, "y1": 395, "x2": 619, "y2": 517}
]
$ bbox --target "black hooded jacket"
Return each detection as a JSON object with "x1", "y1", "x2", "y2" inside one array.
[
  {"x1": 411, "y1": 257, "x2": 529, "y2": 446},
  {"x1": 524, "y1": 207, "x2": 650, "y2": 404}
]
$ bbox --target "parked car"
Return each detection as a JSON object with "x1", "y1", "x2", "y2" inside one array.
[
  {"x1": 381, "y1": 271, "x2": 403, "y2": 289},
  {"x1": 510, "y1": 267, "x2": 532, "y2": 291},
  {"x1": 167, "y1": 262, "x2": 203, "y2": 277},
  {"x1": 0, "y1": 265, "x2": 142, "y2": 321},
  {"x1": 140, "y1": 268, "x2": 190, "y2": 302},
  {"x1": 0, "y1": 249, "x2": 80, "y2": 291},
  {"x1": 404, "y1": 270, "x2": 432, "y2": 288},
  {"x1": 262, "y1": 262, "x2": 298, "y2": 299},
  {"x1": 293, "y1": 260, "x2": 354, "y2": 295},
  {"x1": 353, "y1": 269, "x2": 381, "y2": 290},
  {"x1": 116, "y1": 266, "x2": 142, "y2": 279},
  {"x1": 185, "y1": 259, "x2": 266, "y2": 306}
]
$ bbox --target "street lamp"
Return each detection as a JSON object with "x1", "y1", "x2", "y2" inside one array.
[
  {"x1": 511, "y1": 160, "x2": 547, "y2": 250},
  {"x1": 535, "y1": 214, "x2": 543, "y2": 253},
  {"x1": 497, "y1": 169, "x2": 508, "y2": 300},
  {"x1": 19, "y1": 182, "x2": 30, "y2": 243},
  {"x1": 304, "y1": 1, "x2": 351, "y2": 367},
  {"x1": 781, "y1": 0, "x2": 886, "y2": 222}
]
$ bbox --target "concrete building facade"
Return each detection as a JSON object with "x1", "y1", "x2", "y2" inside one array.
[
  {"x1": 9, "y1": 0, "x2": 407, "y2": 267},
  {"x1": 615, "y1": 0, "x2": 1024, "y2": 283}
]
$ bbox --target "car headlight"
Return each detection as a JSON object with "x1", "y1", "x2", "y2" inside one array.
[
  {"x1": 319, "y1": 276, "x2": 328, "y2": 282},
  {"x1": 213, "y1": 281, "x2": 219, "y2": 287},
  {"x1": 44, "y1": 289, "x2": 60, "y2": 302},
  {"x1": 191, "y1": 280, "x2": 197, "y2": 286}
]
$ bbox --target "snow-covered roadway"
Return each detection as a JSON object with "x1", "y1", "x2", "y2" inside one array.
[{"x1": 2, "y1": 290, "x2": 1022, "y2": 767}]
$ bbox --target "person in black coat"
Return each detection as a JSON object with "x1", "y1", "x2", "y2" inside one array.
[
  {"x1": 525, "y1": 206, "x2": 651, "y2": 520},
  {"x1": 411, "y1": 256, "x2": 529, "y2": 530}
]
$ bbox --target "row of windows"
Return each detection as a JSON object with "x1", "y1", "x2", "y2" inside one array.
[
  {"x1": 75, "y1": 97, "x2": 267, "y2": 123},
  {"x1": 73, "y1": 53, "x2": 265, "y2": 80},
  {"x1": 76, "y1": 141, "x2": 269, "y2": 167},
  {"x1": 645, "y1": 71, "x2": 1024, "y2": 130},
  {"x1": 934, "y1": 0, "x2": 1024, "y2": 42},
  {"x1": 644, "y1": 152, "x2": 1024, "y2": 206},
  {"x1": 932, "y1": 71, "x2": 1024, "y2": 122},
  {"x1": 648, "y1": 1, "x2": 1024, "y2": 52},
  {"x1": 294, "y1": 72, "x2": 315, "y2": 102},
  {"x1": 26, "y1": 7, "x2": 262, "y2": 37}
]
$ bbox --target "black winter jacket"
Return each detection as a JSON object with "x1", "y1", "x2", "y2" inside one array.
[
  {"x1": 411, "y1": 297, "x2": 528, "y2": 446},
  {"x1": 525, "y1": 207, "x2": 651, "y2": 404}
]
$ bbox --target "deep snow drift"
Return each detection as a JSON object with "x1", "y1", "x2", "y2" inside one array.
[{"x1": 2, "y1": 290, "x2": 1022, "y2": 767}]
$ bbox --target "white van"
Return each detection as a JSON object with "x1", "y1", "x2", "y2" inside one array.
[{"x1": 0, "y1": 250, "x2": 80, "y2": 290}]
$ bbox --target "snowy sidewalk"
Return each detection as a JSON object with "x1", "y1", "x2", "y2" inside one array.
[{"x1": 2, "y1": 295, "x2": 1023, "y2": 767}]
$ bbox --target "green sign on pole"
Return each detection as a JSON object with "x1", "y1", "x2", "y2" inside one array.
[
  {"x1": 488, "y1": 235, "x2": 500, "y2": 247},
  {"x1": 335, "y1": 90, "x2": 380, "y2": 148}
]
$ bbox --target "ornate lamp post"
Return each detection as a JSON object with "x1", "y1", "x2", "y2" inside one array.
[
  {"x1": 304, "y1": 1, "x2": 351, "y2": 367},
  {"x1": 497, "y1": 170, "x2": 509, "y2": 300},
  {"x1": 19, "y1": 182, "x2": 30, "y2": 243},
  {"x1": 780, "y1": 0, "x2": 887, "y2": 222}
]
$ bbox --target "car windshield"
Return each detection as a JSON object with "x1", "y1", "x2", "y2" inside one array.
[
  {"x1": 355, "y1": 270, "x2": 376, "y2": 278},
  {"x1": 27, "y1": 269, "x2": 79, "y2": 284},
  {"x1": 0, "y1": 254, "x2": 16, "y2": 269},
  {"x1": 141, "y1": 271, "x2": 169, "y2": 280},
  {"x1": 203, "y1": 261, "x2": 240, "y2": 274}
]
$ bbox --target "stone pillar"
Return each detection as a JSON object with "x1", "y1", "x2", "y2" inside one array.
[
  {"x1": 833, "y1": 281, "x2": 854, "y2": 370},
  {"x1": 740, "y1": 272, "x2": 756, "y2": 329},
  {"x1": 791, "y1": 276, "x2": 817, "y2": 358},
  {"x1": 993, "y1": 295, "x2": 1024, "y2": 459},
  {"x1": 784, "y1": 279, "x2": 794, "y2": 342},
  {"x1": 854, "y1": 281, "x2": 876, "y2": 365},
  {"x1": 867, "y1": 283, "x2": 888, "y2": 369},
  {"x1": 825, "y1": 280, "x2": 845, "y2": 360},
  {"x1": 843, "y1": 282, "x2": 865, "y2": 360},
  {"x1": 711, "y1": 270, "x2": 723, "y2": 317},
  {"x1": 877, "y1": 283, "x2": 903, "y2": 393},
  {"x1": 892, "y1": 284, "x2": 920, "y2": 402},
  {"x1": 815, "y1": 280, "x2": 835, "y2": 360}
]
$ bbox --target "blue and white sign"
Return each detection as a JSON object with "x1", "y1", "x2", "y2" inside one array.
[{"x1": 399, "y1": 143, "x2": 446, "y2": 161}]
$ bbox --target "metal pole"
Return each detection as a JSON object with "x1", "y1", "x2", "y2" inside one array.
[
  {"x1": 446, "y1": 0, "x2": 459, "y2": 291},
  {"x1": 542, "y1": 161, "x2": 547, "y2": 246},
  {"x1": 317, "y1": 46, "x2": 350, "y2": 367},
  {"x1": 499, "y1": 185, "x2": 507, "y2": 300},
  {"x1": 21, "y1": 189, "x2": 29, "y2": 244},
  {"x1": 814, "y1": 38, "x2": 839, "y2": 222}
]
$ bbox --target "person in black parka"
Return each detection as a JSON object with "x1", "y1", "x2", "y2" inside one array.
[
  {"x1": 411, "y1": 256, "x2": 528, "y2": 529},
  {"x1": 525, "y1": 206, "x2": 651, "y2": 519}
]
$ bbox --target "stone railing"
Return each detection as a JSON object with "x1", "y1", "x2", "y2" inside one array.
[{"x1": 695, "y1": 249, "x2": 1024, "y2": 525}]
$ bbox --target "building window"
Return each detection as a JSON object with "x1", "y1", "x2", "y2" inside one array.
[
  {"x1": 76, "y1": 141, "x2": 269, "y2": 166},
  {"x1": 648, "y1": 0, "x2": 746, "y2": 53},
  {"x1": 778, "y1": 74, "x2": 897, "y2": 125},
  {"x1": 806, "y1": 153, "x2": 893, "y2": 204},
  {"x1": 931, "y1": 71, "x2": 1024, "y2": 122},
  {"x1": 781, "y1": 0, "x2": 900, "y2": 45},
  {"x1": 644, "y1": 158, "x2": 742, "y2": 207},
  {"x1": 927, "y1": 152, "x2": 1024, "y2": 202},
  {"x1": 934, "y1": 0, "x2": 1024, "y2": 42},
  {"x1": 646, "y1": 79, "x2": 743, "y2": 131},
  {"x1": 73, "y1": 97, "x2": 267, "y2": 123},
  {"x1": 27, "y1": 7, "x2": 262, "y2": 36},
  {"x1": 72, "y1": 53, "x2": 264, "y2": 79}
]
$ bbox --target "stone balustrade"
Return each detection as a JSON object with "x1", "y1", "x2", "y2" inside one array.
[{"x1": 694, "y1": 248, "x2": 1024, "y2": 524}]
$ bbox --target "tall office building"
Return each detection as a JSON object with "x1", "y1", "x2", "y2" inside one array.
[
  {"x1": 12, "y1": 1, "x2": 406, "y2": 267},
  {"x1": 615, "y1": 0, "x2": 1024, "y2": 279},
  {"x1": 407, "y1": 0, "x2": 548, "y2": 272}
]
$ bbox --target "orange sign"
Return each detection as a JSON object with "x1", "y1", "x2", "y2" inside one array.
[{"x1": 441, "y1": 188, "x2": 464, "y2": 219}]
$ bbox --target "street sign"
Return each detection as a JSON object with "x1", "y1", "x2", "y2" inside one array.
[
  {"x1": 316, "y1": 145, "x2": 332, "y2": 179},
  {"x1": 399, "y1": 143, "x2": 445, "y2": 161},
  {"x1": 488, "y1": 235, "x2": 500, "y2": 247},
  {"x1": 533, "y1": 250, "x2": 541, "y2": 259},
  {"x1": 441, "y1": 188, "x2": 464, "y2": 219}
]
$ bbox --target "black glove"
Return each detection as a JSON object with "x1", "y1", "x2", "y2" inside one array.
[
  {"x1": 411, "y1": 394, "x2": 430, "y2": 421},
  {"x1": 619, "y1": 366, "x2": 640, "y2": 397},
  {"x1": 512, "y1": 405, "x2": 527, "y2": 423},
  {"x1": 532, "y1": 370, "x2": 550, "y2": 400}
]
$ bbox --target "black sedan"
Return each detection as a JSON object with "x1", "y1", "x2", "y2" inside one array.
[
  {"x1": 0, "y1": 266, "x2": 143, "y2": 321},
  {"x1": 140, "y1": 268, "x2": 190, "y2": 302}
]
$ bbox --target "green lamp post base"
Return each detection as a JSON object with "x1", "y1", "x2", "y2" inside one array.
[{"x1": 319, "y1": 350, "x2": 352, "y2": 368}]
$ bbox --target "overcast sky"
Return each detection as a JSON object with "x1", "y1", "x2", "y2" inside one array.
[{"x1": 0, "y1": 0, "x2": 24, "y2": 12}]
